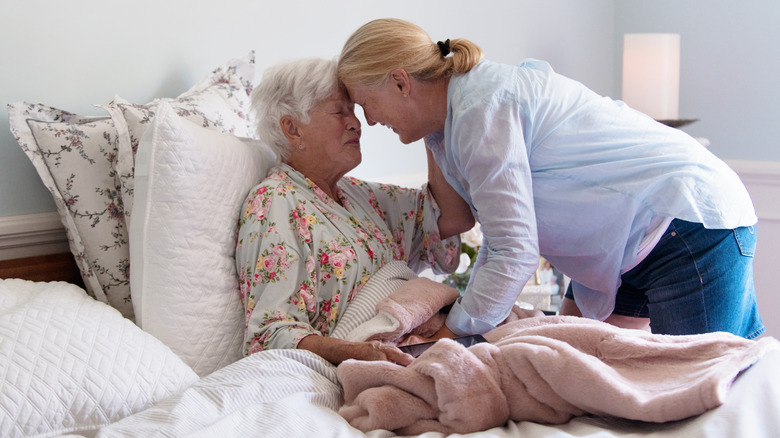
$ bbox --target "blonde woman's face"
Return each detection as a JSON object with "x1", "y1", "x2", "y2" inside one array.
[{"x1": 347, "y1": 82, "x2": 422, "y2": 145}]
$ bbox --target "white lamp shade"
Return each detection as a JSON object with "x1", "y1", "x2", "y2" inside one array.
[{"x1": 622, "y1": 33, "x2": 680, "y2": 120}]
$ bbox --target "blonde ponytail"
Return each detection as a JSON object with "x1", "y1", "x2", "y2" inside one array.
[
  {"x1": 338, "y1": 18, "x2": 483, "y2": 88},
  {"x1": 449, "y1": 38, "x2": 484, "y2": 74}
]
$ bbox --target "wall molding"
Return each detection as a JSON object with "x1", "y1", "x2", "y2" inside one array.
[
  {"x1": 1, "y1": 160, "x2": 778, "y2": 261},
  {"x1": 726, "y1": 159, "x2": 780, "y2": 222},
  {"x1": 0, "y1": 212, "x2": 69, "y2": 261}
]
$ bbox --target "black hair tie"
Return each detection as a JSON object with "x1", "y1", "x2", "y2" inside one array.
[{"x1": 437, "y1": 39, "x2": 451, "y2": 57}]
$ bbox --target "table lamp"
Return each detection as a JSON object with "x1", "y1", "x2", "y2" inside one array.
[{"x1": 622, "y1": 33, "x2": 696, "y2": 127}]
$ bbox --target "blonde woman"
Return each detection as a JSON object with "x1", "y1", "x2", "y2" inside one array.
[{"x1": 338, "y1": 18, "x2": 763, "y2": 340}]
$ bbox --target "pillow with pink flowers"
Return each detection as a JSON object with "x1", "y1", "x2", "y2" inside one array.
[{"x1": 7, "y1": 52, "x2": 256, "y2": 321}]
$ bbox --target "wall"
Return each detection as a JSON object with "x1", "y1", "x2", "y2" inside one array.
[
  {"x1": 614, "y1": 0, "x2": 780, "y2": 162},
  {"x1": 0, "y1": 0, "x2": 614, "y2": 218}
]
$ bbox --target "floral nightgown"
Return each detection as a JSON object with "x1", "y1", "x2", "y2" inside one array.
[{"x1": 235, "y1": 164, "x2": 461, "y2": 355}]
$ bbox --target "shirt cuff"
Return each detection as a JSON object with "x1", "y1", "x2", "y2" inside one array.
[{"x1": 444, "y1": 297, "x2": 498, "y2": 336}]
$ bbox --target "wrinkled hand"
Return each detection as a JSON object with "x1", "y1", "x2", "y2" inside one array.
[
  {"x1": 352, "y1": 340, "x2": 414, "y2": 366},
  {"x1": 297, "y1": 334, "x2": 414, "y2": 366}
]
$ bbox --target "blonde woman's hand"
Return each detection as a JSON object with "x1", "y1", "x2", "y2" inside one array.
[{"x1": 400, "y1": 324, "x2": 458, "y2": 346}]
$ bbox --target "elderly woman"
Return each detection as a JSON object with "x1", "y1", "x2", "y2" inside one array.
[{"x1": 235, "y1": 57, "x2": 473, "y2": 366}]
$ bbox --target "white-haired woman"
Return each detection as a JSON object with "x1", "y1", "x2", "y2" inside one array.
[{"x1": 235, "y1": 58, "x2": 473, "y2": 366}]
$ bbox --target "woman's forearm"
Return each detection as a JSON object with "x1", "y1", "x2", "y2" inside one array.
[
  {"x1": 297, "y1": 334, "x2": 413, "y2": 366},
  {"x1": 426, "y1": 147, "x2": 474, "y2": 239}
]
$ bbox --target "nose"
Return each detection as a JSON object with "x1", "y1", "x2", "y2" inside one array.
[
  {"x1": 347, "y1": 112, "x2": 362, "y2": 134},
  {"x1": 363, "y1": 113, "x2": 377, "y2": 126}
]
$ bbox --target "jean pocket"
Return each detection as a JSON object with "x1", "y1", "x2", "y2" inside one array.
[{"x1": 733, "y1": 225, "x2": 757, "y2": 257}]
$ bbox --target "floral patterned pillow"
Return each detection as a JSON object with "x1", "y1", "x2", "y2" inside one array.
[
  {"x1": 7, "y1": 52, "x2": 256, "y2": 321},
  {"x1": 8, "y1": 103, "x2": 132, "y2": 317}
]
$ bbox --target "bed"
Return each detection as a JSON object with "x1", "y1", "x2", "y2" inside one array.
[{"x1": 3, "y1": 52, "x2": 780, "y2": 438}]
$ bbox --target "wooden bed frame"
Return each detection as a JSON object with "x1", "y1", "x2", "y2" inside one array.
[{"x1": 0, "y1": 252, "x2": 84, "y2": 287}]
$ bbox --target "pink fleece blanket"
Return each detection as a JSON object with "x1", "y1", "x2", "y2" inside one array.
[{"x1": 336, "y1": 282, "x2": 779, "y2": 435}]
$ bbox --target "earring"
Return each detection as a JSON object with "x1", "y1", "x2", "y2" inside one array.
[
  {"x1": 298, "y1": 144, "x2": 304, "y2": 150},
  {"x1": 403, "y1": 93, "x2": 408, "y2": 98}
]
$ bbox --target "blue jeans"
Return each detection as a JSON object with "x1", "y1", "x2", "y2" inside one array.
[{"x1": 567, "y1": 219, "x2": 765, "y2": 339}]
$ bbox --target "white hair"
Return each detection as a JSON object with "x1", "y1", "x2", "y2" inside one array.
[{"x1": 251, "y1": 57, "x2": 339, "y2": 160}]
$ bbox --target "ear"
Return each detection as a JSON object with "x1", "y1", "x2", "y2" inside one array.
[
  {"x1": 389, "y1": 68, "x2": 411, "y2": 96},
  {"x1": 280, "y1": 116, "x2": 302, "y2": 146}
]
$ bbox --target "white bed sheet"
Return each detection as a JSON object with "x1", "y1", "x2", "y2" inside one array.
[{"x1": 94, "y1": 345, "x2": 780, "y2": 438}]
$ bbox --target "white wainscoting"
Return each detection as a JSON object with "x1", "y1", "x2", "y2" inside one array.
[
  {"x1": 0, "y1": 212, "x2": 69, "y2": 261},
  {"x1": 727, "y1": 160, "x2": 780, "y2": 222},
  {"x1": 2, "y1": 161, "x2": 778, "y2": 337}
]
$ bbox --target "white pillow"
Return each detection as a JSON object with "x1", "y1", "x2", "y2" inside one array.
[
  {"x1": 0, "y1": 278, "x2": 198, "y2": 437},
  {"x1": 130, "y1": 101, "x2": 277, "y2": 377},
  {"x1": 105, "y1": 51, "x2": 256, "y2": 219}
]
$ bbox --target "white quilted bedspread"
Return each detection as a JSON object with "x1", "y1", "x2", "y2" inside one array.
[{"x1": 0, "y1": 278, "x2": 198, "y2": 438}]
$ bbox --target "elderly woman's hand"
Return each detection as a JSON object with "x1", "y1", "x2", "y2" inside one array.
[
  {"x1": 297, "y1": 334, "x2": 414, "y2": 366},
  {"x1": 350, "y1": 340, "x2": 415, "y2": 366}
]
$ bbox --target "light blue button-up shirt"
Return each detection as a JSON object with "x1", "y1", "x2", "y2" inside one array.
[{"x1": 426, "y1": 59, "x2": 756, "y2": 335}]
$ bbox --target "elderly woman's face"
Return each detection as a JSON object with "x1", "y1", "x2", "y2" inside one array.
[{"x1": 294, "y1": 88, "x2": 362, "y2": 174}]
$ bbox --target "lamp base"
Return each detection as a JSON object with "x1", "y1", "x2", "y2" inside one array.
[{"x1": 657, "y1": 119, "x2": 698, "y2": 128}]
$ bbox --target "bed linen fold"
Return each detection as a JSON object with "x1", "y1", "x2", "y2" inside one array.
[
  {"x1": 338, "y1": 318, "x2": 779, "y2": 434},
  {"x1": 330, "y1": 261, "x2": 540, "y2": 344},
  {"x1": 96, "y1": 349, "x2": 347, "y2": 437},
  {"x1": 332, "y1": 265, "x2": 780, "y2": 435}
]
